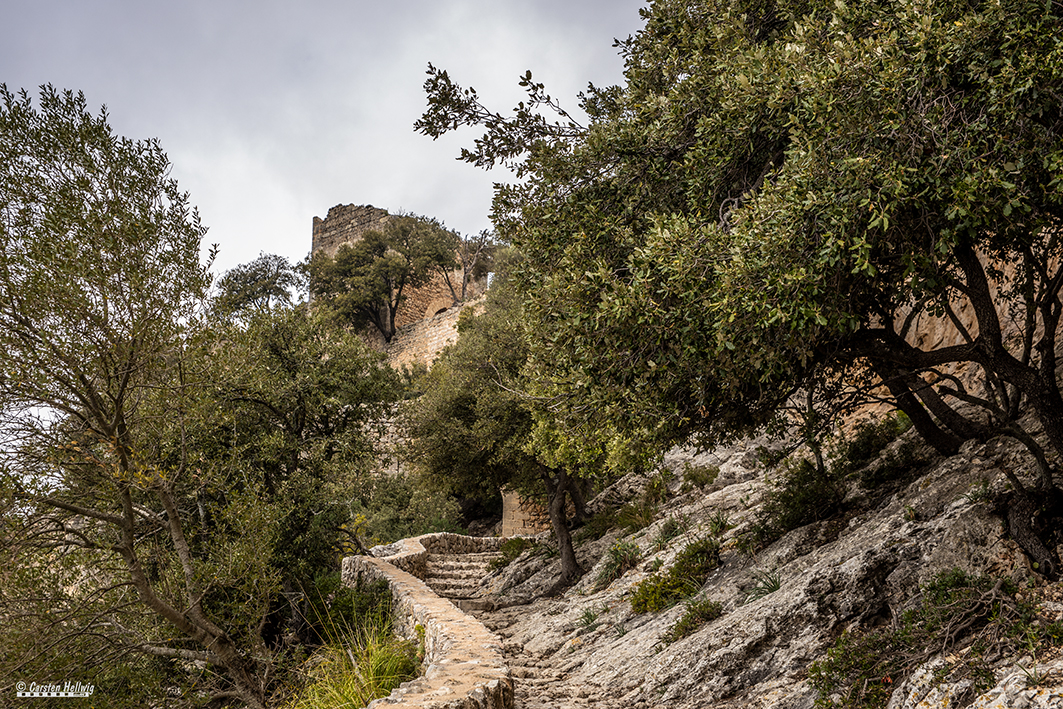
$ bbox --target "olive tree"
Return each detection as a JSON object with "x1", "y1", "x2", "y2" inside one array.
[{"x1": 0, "y1": 86, "x2": 409, "y2": 707}]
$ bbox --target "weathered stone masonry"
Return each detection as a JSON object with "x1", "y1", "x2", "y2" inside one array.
[
  {"x1": 311, "y1": 203, "x2": 488, "y2": 369},
  {"x1": 342, "y1": 534, "x2": 514, "y2": 709}
]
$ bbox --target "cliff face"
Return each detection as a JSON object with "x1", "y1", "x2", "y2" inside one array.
[{"x1": 473, "y1": 429, "x2": 1063, "y2": 709}]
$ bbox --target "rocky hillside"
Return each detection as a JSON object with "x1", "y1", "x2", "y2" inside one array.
[{"x1": 463, "y1": 425, "x2": 1063, "y2": 708}]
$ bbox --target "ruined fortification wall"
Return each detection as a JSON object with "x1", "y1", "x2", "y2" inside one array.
[
  {"x1": 386, "y1": 297, "x2": 485, "y2": 372},
  {"x1": 310, "y1": 203, "x2": 488, "y2": 368},
  {"x1": 311, "y1": 203, "x2": 390, "y2": 257}
]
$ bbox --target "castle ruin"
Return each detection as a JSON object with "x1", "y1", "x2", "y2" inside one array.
[{"x1": 310, "y1": 203, "x2": 488, "y2": 370}]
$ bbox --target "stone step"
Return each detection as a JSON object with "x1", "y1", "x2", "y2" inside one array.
[
  {"x1": 425, "y1": 580, "x2": 484, "y2": 595},
  {"x1": 425, "y1": 564, "x2": 490, "y2": 577}
]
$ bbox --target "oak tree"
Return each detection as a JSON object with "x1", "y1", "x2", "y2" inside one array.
[{"x1": 418, "y1": 0, "x2": 1063, "y2": 574}]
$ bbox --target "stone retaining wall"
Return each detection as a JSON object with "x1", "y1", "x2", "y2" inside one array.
[{"x1": 341, "y1": 534, "x2": 512, "y2": 709}]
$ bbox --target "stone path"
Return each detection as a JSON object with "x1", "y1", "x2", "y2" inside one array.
[
  {"x1": 422, "y1": 550, "x2": 502, "y2": 611},
  {"x1": 422, "y1": 549, "x2": 631, "y2": 709},
  {"x1": 479, "y1": 606, "x2": 606, "y2": 709}
]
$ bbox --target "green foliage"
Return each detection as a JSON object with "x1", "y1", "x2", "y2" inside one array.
[
  {"x1": 419, "y1": 0, "x2": 1063, "y2": 479},
  {"x1": 631, "y1": 536, "x2": 721, "y2": 613},
  {"x1": 963, "y1": 479, "x2": 993, "y2": 505},
  {"x1": 617, "y1": 499, "x2": 660, "y2": 534},
  {"x1": 681, "y1": 462, "x2": 719, "y2": 492},
  {"x1": 0, "y1": 85, "x2": 403, "y2": 708},
  {"x1": 707, "y1": 509, "x2": 732, "y2": 537},
  {"x1": 285, "y1": 608, "x2": 418, "y2": 709},
  {"x1": 348, "y1": 473, "x2": 463, "y2": 546},
  {"x1": 752, "y1": 457, "x2": 847, "y2": 548},
  {"x1": 809, "y1": 569, "x2": 1061, "y2": 709},
  {"x1": 307, "y1": 212, "x2": 459, "y2": 342},
  {"x1": 645, "y1": 471, "x2": 671, "y2": 505},
  {"x1": 751, "y1": 414, "x2": 921, "y2": 549},
  {"x1": 213, "y1": 252, "x2": 305, "y2": 321},
  {"x1": 830, "y1": 415, "x2": 912, "y2": 478},
  {"x1": 577, "y1": 605, "x2": 608, "y2": 631},
  {"x1": 829, "y1": 414, "x2": 921, "y2": 490},
  {"x1": 488, "y1": 537, "x2": 536, "y2": 572},
  {"x1": 596, "y1": 540, "x2": 642, "y2": 589},
  {"x1": 742, "y1": 569, "x2": 782, "y2": 605},
  {"x1": 651, "y1": 515, "x2": 689, "y2": 551},
  {"x1": 574, "y1": 509, "x2": 618, "y2": 543},
  {"x1": 618, "y1": 472, "x2": 675, "y2": 534},
  {"x1": 402, "y1": 271, "x2": 538, "y2": 505},
  {"x1": 666, "y1": 596, "x2": 725, "y2": 643}
]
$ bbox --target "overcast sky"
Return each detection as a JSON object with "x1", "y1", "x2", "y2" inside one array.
[{"x1": 3, "y1": 0, "x2": 646, "y2": 276}]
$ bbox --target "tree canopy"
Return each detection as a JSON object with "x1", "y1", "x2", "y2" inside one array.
[
  {"x1": 307, "y1": 213, "x2": 460, "y2": 342},
  {"x1": 419, "y1": 0, "x2": 1063, "y2": 572},
  {"x1": 212, "y1": 251, "x2": 305, "y2": 321},
  {"x1": 402, "y1": 254, "x2": 599, "y2": 587},
  {"x1": 0, "y1": 87, "x2": 404, "y2": 706}
]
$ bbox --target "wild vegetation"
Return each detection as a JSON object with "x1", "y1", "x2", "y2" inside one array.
[
  {"x1": 4, "y1": 0, "x2": 1063, "y2": 706},
  {"x1": 0, "y1": 86, "x2": 450, "y2": 707},
  {"x1": 417, "y1": 0, "x2": 1063, "y2": 576}
]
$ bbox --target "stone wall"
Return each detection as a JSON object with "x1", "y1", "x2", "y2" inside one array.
[
  {"x1": 386, "y1": 297, "x2": 486, "y2": 371},
  {"x1": 341, "y1": 534, "x2": 513, "y2": 709},
  {"x1": 312, "y1": 203, "x2": 390, "y2": 257},
  {"x1": 310, "y1": 203, "x2": 488, "y2": 369},
  {"x1": 499, "y1": 488, "x2": 551, "y2": 538}
]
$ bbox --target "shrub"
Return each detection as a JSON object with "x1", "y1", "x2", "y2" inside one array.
[
  {"x1": 574, "y1": 509, "x2": 617, "y2": 543},
  {"x1": 618, "y1": 498, "x2": 659, "y2": 533},
  {"x1": 651, "y1": 515, "x2": 688, "y2": 551},
  {"x1": 488, "y1": 537, "x2": 535, "y2": 572},
  {"x1": 707, "y1": 509, "x2": 731, "y2": 537},
  {"x1": 644, "y1": 472, "x2": 671, "y2": 505},
  {"x1": 666, "y1": 596, "x2": 724, "y2": 642},
  {"x1": 831, "y1": 413, "x2": 911, "y2": 479},
  {"x1": 752, "y1": 457, "x2": 846, "y2": 548},
  {"x1": 577, "y1": 604, "x2": 610, "y2": 631},
  {"x1": 631, "y1": 536, "x2": 721, "y2": 613},
  {"x1": 859, "y1": 439, "x2": 923, "y2": 490},
  {"x1": 681, "y1": 462, "x2": 719, "y2": 491},
  {"x1": 596, "y1": 540, "x2": 641, "y2": 588},
  {"x1": 808, "y1": 568, "x2": 1062, "y2": 709},
  {"x1": 305, "y1": 576, "x2": 393, "y2": 643}
]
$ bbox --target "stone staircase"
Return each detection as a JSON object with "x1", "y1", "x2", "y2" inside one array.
[{"x1": 423, "y1": 550, "x2": 503, "y2": 611}]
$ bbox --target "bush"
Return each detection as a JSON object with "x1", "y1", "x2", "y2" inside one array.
[
  {"x1": 631, "y1": 536, "x2": 721, "y2": 613},
  {"x1": 859, "y1": 439, "x2": 923, "y2": 490},
  {"x1": 305, "y1": 577, "x2": 393, "y2": 642},
  {"x1": 666, "y1": 596, "x2": 724, "y2": 642},
  {"x1": 574, "y1": 509, "x2": 618, "y2": 543},
  {"x1": 751, "y1": 457, "x2": 846, "y2": 548},
  {"x1": 488, "y1": 537, "x2": 535, "y2": 572},
  {"x1": 681, "y1": 462, "x2": 719, "y2": 491},
  {"x1": 596, "y1": 540, "x2": 641, "y2": 589},
  {"x1": 617, "y1": 498, "x2": 659, "y2": 533},
  {"x1": 808, "y1": 568, "x2": 1062, "y2": 709},
  {"x1": 651, "y1": 515, "x2": 688, "y2": 551},
  {"x1": 830, "y1": 413, "x2": 911, "y2": 479}
]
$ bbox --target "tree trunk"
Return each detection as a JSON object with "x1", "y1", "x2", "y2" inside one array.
[
  {"x1": 541, "y1": 467, "x2": 581, "y2": 594},
  {"x1": 874, "y1": 363, "x2": 963, "y2": 455}
]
